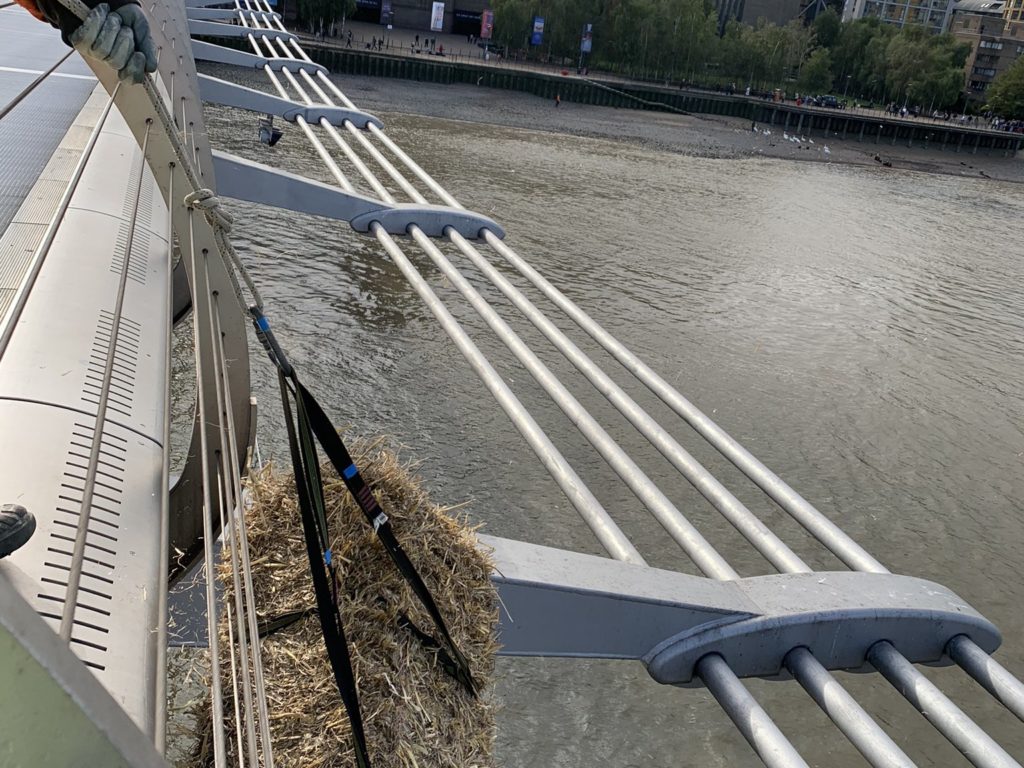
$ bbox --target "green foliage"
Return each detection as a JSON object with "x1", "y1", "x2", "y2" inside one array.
[
  {"x1": 882, "y1": 29, "x2": 968, "y2": 108},
  {"x1": 487, "y1": 0, "x2": 970, "y2": 107},
  {"x1": 812, "y1": 7, "x2": 841, "y2": 49},
  {"x1": 986, "y1": 56, "x2": 1024, "y2": 118},
  {"x1": 798, "y1": 47, "x2": 832, "y2": 93}
]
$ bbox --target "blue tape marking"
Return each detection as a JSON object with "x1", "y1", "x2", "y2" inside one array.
[
  {"x1": 324, "y1": 549, "x2": 332, "y2": 566},
  {"x1": 342, "y1": 463, "x2": 358, "y2": 479},
  {"x1": 257, "y1": 316, "x2": 270, "y2": 332}
]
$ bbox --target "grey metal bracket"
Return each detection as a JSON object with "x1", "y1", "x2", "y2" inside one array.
[
  {"x1": 0, "y1": 571, "x2": 169, "y2": 767},
  {"x1": 172, "y1": 258, "x2": 191, "y2": 324},
  {"x1": 187, "y1": 6, "x2": 279, "y2": 21},
  {"x1": 198, "y1": 74, "x2": 383, "y2": 128},
  {"x1": 482, "y1": 535, "x2": 1001, "y2": 687},
  {"x1": 212, "y1": 150, "x2": 506, "y2": 240},
  {"x1": 185, "y1": 0, "x2": 232, "y2": 7},
  {"x1": 189, "y1": 19, "x2": 296, "y2": 41},
  {"x1": 191, "y1": 40, "x2": 327, "y2": 74}
]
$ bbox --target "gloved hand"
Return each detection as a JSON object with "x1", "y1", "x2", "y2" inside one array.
[{"x1": 70, "y1": 2, "x2": 158, "y2": 84}]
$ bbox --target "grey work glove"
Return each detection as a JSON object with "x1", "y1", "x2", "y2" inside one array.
[{"x1": 70, "y1": 3, "x2": 158, "y2": 84}]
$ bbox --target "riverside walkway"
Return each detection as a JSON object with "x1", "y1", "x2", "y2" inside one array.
[{"x1": 297, "y1": 22, "x2": 1023, "y2": 157}]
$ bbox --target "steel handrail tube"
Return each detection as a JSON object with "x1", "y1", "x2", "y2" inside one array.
[
  {"x1": 948, "y1": 635, "x2": 1024, "y2": 724},
  {"x1": 369, "y1": 223, "x2": 645, "y2": 564},
  {"x1": 869, "y1": 641, "x2": 1020, "y2": 768},
  {"x1": 208, "y1": 292, "x2": 260, "y2": 768},
  {"x1": 213, "y1": 296, "x2": 276, "y2": 766},
  {"x1": 699, "y1": 654, "x2": 811, "y2": 768},
  {"x1": 785, "y1": 647, "x2": 915, "y2": 768},
  {"x1": 444, "y1": 228, "x2": 811, "y2": 575},
  {"x1": 60, "y1": 112, "x2": 145, "y2": 642},
  {"x1": 190, "y1": 221, "x2": 227, "y2": 768},
  {"x1": 408, "y1": 226, "x2": 736, "y2": 580}
]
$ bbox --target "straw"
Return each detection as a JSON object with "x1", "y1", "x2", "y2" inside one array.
[{"x1": 189, "y1": 437, "x2": 499, "y2": 767}]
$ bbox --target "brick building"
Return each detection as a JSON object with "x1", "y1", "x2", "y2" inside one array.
[{"x1": 950, "y1": 0, "x2": 1024, "y2": 101}]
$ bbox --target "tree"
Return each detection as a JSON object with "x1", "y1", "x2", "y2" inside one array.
[
  {"x1": 884, "y1": 29, "x2": 969, "y2": 109},
  {"x1": 798, "y1": 47, "x2": 832, "y2": 93},
  {"x1": 812, "y1": 7, "x2": 841, "y2": 49},
  {"x1": 986, "y1": 56, "x2": 1024, "y2": 118},
  {"x1": 297, "y1": 0, "x2": 354, "y2": 36},
  {"x1": 491, "y1": 0, "x2": 533, "y2": 50},
  {"x1": 830, "y1": 18, "x2": 892, "y2": 101}
]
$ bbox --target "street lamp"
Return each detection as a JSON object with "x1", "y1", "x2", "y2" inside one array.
[{"x1": 843, "y1": 74, "x2": 852, "y2": 98}]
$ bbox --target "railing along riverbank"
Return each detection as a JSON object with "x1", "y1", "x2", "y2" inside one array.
[{"x1": 283, "y1": 40, "x2": 1024, "y2": 158}]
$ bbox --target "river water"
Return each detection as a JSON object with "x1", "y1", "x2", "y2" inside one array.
[{"x1": 204, "y1": 102, "x2": 1024, "y2": 766}]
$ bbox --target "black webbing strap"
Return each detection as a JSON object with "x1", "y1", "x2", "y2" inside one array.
[
  {"x1": 258, "y1": 605, "x2": 468, "y2": 687},
  {"x1": 278, "y1": 370, "x2": 372, "y2": 768},
  {"x1": 257, "y1": 607, "x2": 317, "y2": 639},
  {"x1": 248, "y1": 306, "x2": 477, "y2": 762},
  {"x1": 295, "y1": 381, "x2": 477, "y2": 697}
]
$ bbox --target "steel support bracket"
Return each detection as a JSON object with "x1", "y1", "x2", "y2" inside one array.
[
  {"x1": 188, "y1": 19, "x2": 296, "y2": 41},
  {"x1": 198, "y1": 74, "x2": 383, "y2": 128},
  {"x1": 482, "y1": 536, "x2": 1001, "y2": 687},
  {"x1": 186, "y1": 6, "x2": 279, "y2": 21},
  {"x1": 212, "y1": 150, "x2": 506, "y2": 240},
  {"x1": 0, "y1": 571, "x2": 169, "y2": 767},
  {"x1": 191, "y1": 40, "x2": 327, "y2": 74}
]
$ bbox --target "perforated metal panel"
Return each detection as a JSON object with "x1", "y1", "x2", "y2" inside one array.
[{"x1": 0, "y1": 101, "x2": 169, "y2": 737}]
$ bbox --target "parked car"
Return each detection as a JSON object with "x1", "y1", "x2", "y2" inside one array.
[{"x1": 819, "y1": 95, "x2": 839, "y2": 108}]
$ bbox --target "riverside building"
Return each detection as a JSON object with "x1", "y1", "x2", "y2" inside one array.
[
  {"x1": 950, "y1": 0, "x2": 1024, "y2": 101},
  {"x1": 842, "y1": 0, "x2": 956, "y2": 33}
]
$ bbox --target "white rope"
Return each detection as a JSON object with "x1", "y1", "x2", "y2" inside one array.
[{"x1": 184, "y1": 187, "x2": 264, "y2": 312}]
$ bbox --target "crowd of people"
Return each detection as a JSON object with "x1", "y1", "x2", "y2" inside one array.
[{"x1": 882, "y1": 103, "x2": 1024, "y2": 132}]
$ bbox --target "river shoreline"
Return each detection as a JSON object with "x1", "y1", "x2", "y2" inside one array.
[{"x1": 328, "y1": 73, "x2": 1024, "y2": 183}]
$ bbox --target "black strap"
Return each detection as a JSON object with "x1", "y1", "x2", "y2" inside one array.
[
  {"x1": 257, "y1": 607, "x2": 317, "y2": 639},
  {"x1": 295, "y1": 380, "x2": 477, "y2": 697},
  {"x1": 249, "y1": 306, "x2": 477, "y2": 767},
  {"x1": 257, "y1": 605, "x2": 468, "y2": 686},
  {"x1": 278, "y1": 371, "x2": 372, "y2": 768}
]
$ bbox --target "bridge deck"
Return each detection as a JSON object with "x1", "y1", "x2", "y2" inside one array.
[{"x1": 0, "y1": 15, "x2": 170, "y2": 737}]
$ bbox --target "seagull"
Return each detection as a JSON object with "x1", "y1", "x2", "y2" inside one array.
[
  {"x1": 809, "y1": 138, "x2": 815, "y2": 144},
  {"x1": 783, "y1": 132, "x2": 790, "y2": 140},
  {"x1": 763, "y1": 129, "x2": 771, "y2": 137},
  {"x1": 823, "y1": 145, "x2": 831, "y2": 155}
]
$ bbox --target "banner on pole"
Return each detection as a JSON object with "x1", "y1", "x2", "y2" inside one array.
[
  {"x1": 480, "y1": 8, "x2": 494, "y2": 39},
  {"x1": 530, "y1": 16, "x2": 544, "y2": 45},
  {"x1": 430, "y1": 1, "x2": 445, "y2": 31},
  {"x1": 580, "y1": 23, "x2": 593, "y2": 53}
]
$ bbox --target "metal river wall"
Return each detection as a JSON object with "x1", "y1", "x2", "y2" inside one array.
[{"x1": 296, "y1": 42, "x2": 1024, "y2": 158}]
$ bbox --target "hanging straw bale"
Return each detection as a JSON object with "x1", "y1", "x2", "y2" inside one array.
[{"x1": 191, "y1": 437, "x2": 499, "y2": 768}]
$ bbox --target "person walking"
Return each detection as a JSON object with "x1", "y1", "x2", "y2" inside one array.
[{"x1": 555, "y1": 93, "x2": 561, "y2": 107}]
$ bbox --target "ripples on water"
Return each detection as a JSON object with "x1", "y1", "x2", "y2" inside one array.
[{"x1": 204, "y1": 93, "x2": 1024, "y2": 766}]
